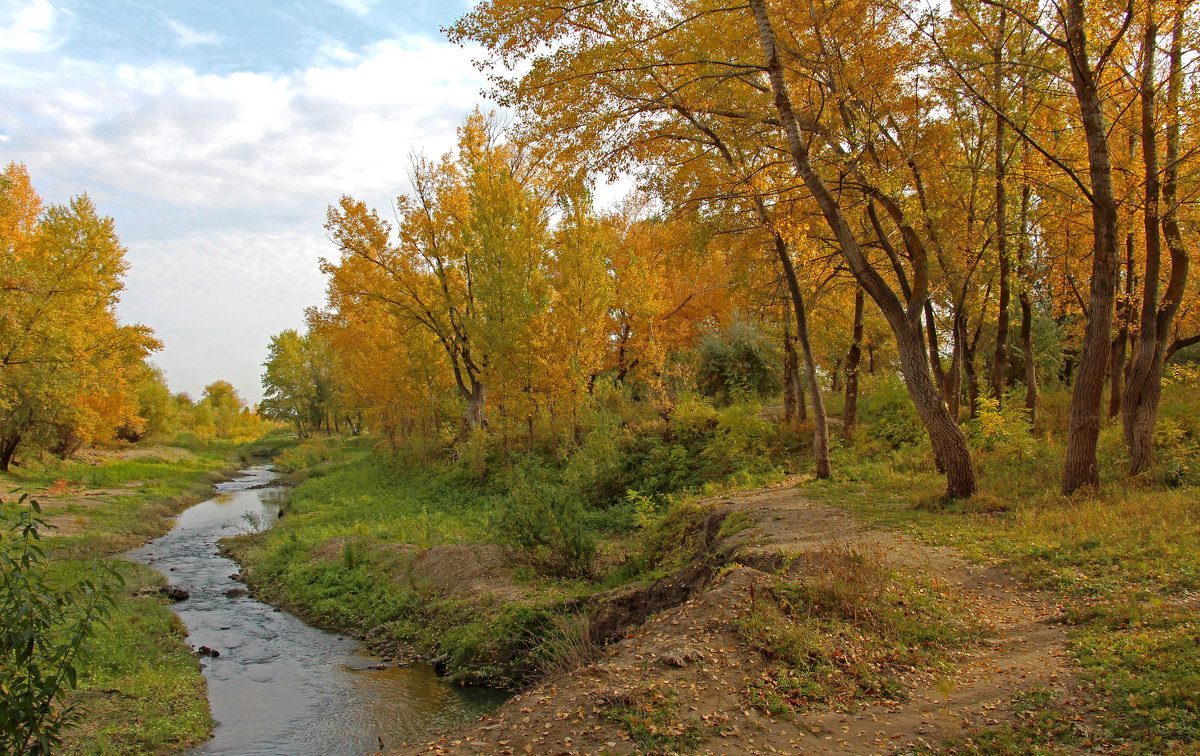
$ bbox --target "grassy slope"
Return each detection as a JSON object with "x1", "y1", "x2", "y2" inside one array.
[
  {"x1": 226, "y1": 440, "x2": 590, "y2": 687},
  {"x1": 1, "y1": 442, "x2": 259, "y2": 754}
]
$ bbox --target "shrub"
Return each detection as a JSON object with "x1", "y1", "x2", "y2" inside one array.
[
  {"x1": 858, "y1": 374, "x2": 923, "y2": 449},
  {"x1": 695, "y1": 317, "x2": 781, "y2": 403},
  {"x1": 967, "y1": 395, "x2": 1036, "y2": 458},
  {"x1": 492, "y1": 468, "x2": 596, "y2": 577},
  {"x1": 1, "y1": 498, "x2": 121, "y2": 755}
]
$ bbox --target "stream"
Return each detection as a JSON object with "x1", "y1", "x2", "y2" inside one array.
[{"x1": 124, "y1": 466, "x2": 504, "y2": 755}]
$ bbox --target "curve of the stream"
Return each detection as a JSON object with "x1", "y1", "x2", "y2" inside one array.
[{"x1": 124, "y1": 466, "x2": 503, "y2": 755}]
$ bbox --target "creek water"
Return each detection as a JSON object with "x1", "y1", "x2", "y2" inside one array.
[{"x1": 124, "y1": 466, "x2": 503, "y2": 755}]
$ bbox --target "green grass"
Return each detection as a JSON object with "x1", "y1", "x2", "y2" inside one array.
[
  {"x1": 1, "y1": 448, "x2": 241, "y2": 560},
  {"x1": 224, "y1": 418, "x2": 797, "y2": 689},
  {"x1": 59, "y1": 564, "x2": 211, "y2": 755}
]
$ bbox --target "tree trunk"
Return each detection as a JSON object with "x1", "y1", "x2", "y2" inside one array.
[
  {"x1": 782, "y1": 324, "x2": 801, "y2": 429},
  {"x1": 749, "y1": 0, "x2": 974, "y2": 497},
  {"x1": 963, "y1": 340, "x2": 980, "y2": 419},
  {"x1": 775, "y1": 236, "x2": 828, "y2": 478},
  {"x1": 1017, "y1": 131, "x2": 1037, "y2": 427},
  {"x1": 945, "y1": 309, "x2": 963, "y2": 422},
  {"x1": 783, "y1": 316, "x2": 801, "y2": 428},
  {"x1": 1061, "y1": 0, "x2": 1122, "y2": 494},
  {"x1": 461, "y1": 380, "x2": 487, "y2": 435},
  {"x1": 843, "y1": 287, "x2": 864, "y2": 441},
  {"x1": 925, "y1": 302, "x2": 947, "y2": 396},
  {"x1": 991, "y1": 12, "x2": 1010, "y2": 404},
  {"x1": 1121, "y1": 6, "x2": 1190, "y2": 475},
  {"x1": 1020, "y1": 291, "x2": 1037, "y2": 426},
  {"x1": 1109, "y1": 233, "x2": 1134, "y2": 418},
  {"x1": 0, "y1": 432, "x2": 19, "y2": 472}
]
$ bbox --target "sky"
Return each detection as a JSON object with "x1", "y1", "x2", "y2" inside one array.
[{"x1": 0, "y1": 0, "x2": 491, "y2": 404}]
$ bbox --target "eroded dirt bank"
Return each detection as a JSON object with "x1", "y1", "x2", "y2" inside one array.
[{"x1": 402, "y1": 480, "x2": 1074, "y2": 755}]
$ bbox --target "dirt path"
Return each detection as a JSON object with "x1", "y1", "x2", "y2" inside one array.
[{"x1": 403, "y1": 480, "x2": 1072, "y2": 755}]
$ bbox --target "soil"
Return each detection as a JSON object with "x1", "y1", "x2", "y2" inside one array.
[{"x1": 400, "y1": 478, "x2": 1074, "y2": 755}]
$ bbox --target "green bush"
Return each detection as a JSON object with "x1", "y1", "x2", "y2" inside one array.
[
  {"x1": 492, "y1": 467, "x2": 596, "y2": 577},
  {"x1": 858, "y1": 374, "x2": 923, "y2": 449},
  {"x1": 1, "y1": 498, "x2": 121, "y2": 755},
  {"x1": 967, "y1": 395, "x2": 1036, "y2": 458},
  {"x1": 695, "y1": 317, "x2": 781, "y2": 403}
]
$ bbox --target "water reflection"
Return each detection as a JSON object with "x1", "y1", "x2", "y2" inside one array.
[{"x1": 125, "y1": 466, "x2": 503, "y2": 755}]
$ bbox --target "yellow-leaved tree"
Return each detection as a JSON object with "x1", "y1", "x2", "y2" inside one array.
[{"x1": 0, "y1": 163, "x2": 160, "y2": 469}]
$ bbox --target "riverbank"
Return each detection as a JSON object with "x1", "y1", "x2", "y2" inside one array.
[{"x1": 0, "y1": 438, "x2": 286, "y2": 754}]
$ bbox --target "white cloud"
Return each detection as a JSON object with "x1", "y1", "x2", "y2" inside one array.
[
  {"x1": 119, "y1": 228, "x2": 332, "y2": 402},
  {"x1": 8, "y1": 37, "x2": 488, "y2": 220},
  {"x1": 0, "y1": 0, "x2": 67, "y2": 52},
  {"x1": 327, "y1": 0, "x2": 378, "y2": 18},
  {"x1": 167, "y1": 19, "x2": 220, "y2": 47},
  {"x1": 2, "y1": 35, "x2": 492, "y2": 400}
]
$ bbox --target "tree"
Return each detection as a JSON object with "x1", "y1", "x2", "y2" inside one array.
[
  {"x1": 0, "y1": 164, "x2": 160, "y2": 469},
  {"x1": 323, "y1": 112, "x2": 551, "y2": 436}
]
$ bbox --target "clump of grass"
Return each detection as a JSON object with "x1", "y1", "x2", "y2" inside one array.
[
  {"x1": 602, "y1": 684, "x2": 706, "y2": 754},
  {"x1": 737, "y1": 544, "x2": 980, "y2": 714},
  {"x1": 524, "y1": 611, "x2": 602, "y2": 681},
  {"x1": 59, "y1": 564, "x2": 211, "y2": 755}
]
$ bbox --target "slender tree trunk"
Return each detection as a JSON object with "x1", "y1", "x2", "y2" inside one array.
[
  {"x1": 1122, "y1": 7, "x2": 1190, "y2": 475},
  {"x1": 963, "y1": 340, "x2": 981, "y2": 419},
  {"x1": 1020, "y1": 291, "x2": 1036, "y2": 424},
  {"x1": 1109, "y1": 234, "x2": 1134, "y2": 418},
  {"x1": 749, "y1": 0, "x2": 974, "y2": 497},
  {"x1": 945, "y1": 309, "x2": 963, "y2": 422},
  {"x1": 783, "y1": 314, "x2": 802, "y2": 429},
  {"x1": 1017, "y1": 137, "x2": 1038, "y2": 427},
  {"x1": 1061, "y1": 0, "x2": 1122, "y2": 494},
  {"x1": 991, "y1": 10, "x2": 1011, "y2": 403},
  {"x1": 843, "y1": 287, "x2": 864, "y2": 441},
  {"x1": 775, "y1": 237, "x2": 828, "y2": 477},
  {"x1": 925, "y1": 302, "x2": 947, "y2": 396}
]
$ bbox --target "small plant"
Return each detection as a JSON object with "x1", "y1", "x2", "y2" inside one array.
[{"x1": 1, "y1": 495, "x2": 121, "y2": 755}]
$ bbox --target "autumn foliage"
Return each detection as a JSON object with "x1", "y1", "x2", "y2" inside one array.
[{"x1": 0, "y1": 163, "x2": 162, "y2": 470}]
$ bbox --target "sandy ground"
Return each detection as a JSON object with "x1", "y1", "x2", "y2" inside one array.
[{"x1": 399, "y1": 479, "x2": 1074, "y2": 755}]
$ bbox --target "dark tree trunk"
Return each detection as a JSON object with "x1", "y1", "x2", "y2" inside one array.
[
  {"x1": 1061, "y1": 0, "x2": 1122, "y2": 494},
  {"x1": 963, "y1": 341, "x2": 981, "y2": 420},
  {"x1": 749, "y1": 0, "x2": 975, "y2": 497},
  {"x1": 1020, "y1": 291, "x2": 1037, "y2": 426},
  {"x1": 461, "y1": 380, "x2": 487, "y2": 435},
  {"x1": 775, "y1": 236, "x2": 828, "y2": 477},
  {"x1": 783, "y1": 320, "x2": 801, "y2": 429},
  {"x1": 945, "y1": 309, "x2": 963, "y2": 422},
  {"x1": 925, "y1": 302, "x2": 947, "y2": 396},
  {"x1": 0, "y1": 432, "x2": 19, "y2": 472},
  {"x1": 1017, "y1": 129, "x2": 1038, "y2": 427},
  {"x1": 843, "y1": 287, "x2": 864, "y2": 441}
]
